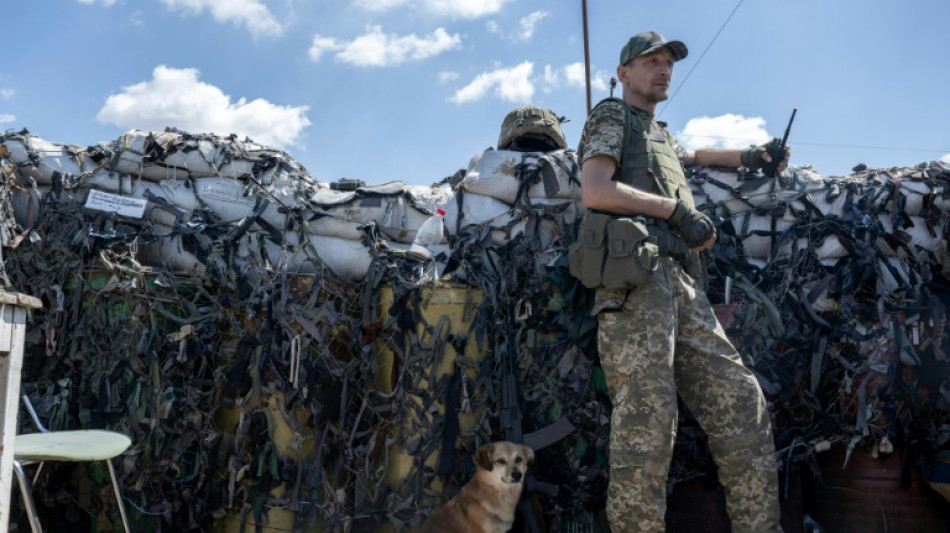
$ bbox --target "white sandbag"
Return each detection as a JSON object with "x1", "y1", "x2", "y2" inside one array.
[
  {"x1": 306, "y1": 183, "x2": 453, "y2": 243},
  {"x1": 171, "y1": 137, "x2": 217, "y2": 174},
  {"x1": 10, "y1": 186, "x2": 43, "y2": 229},
  {"x1": 103, "y1": 130, "x2": 320, "y2": 185},
  {"x1": 105, "y1": 130, "x2": 181, "y2": 180},
  {"x1": 732, "y1": 211, "x2": 798, "y2": 259},
  {"x1": 813, "y1": 234, "x2": 851, "y2": 260},
  {"x1": 192, "y1": 176, "x2": 290, "y2": 229},
  {"x1": 136, "y1": 230, "x2": 207, "y2": 275},
  {"x1": 305, "y1": 215, "x2": 368, "y2": 241},
  {"x1": 459, "y1": 149, "x2": 581, "y2": 205},
  {"x1": 441, "y1": 192, "x2": 515, "y2": 236},
  {"x1": 1, "y1": 134, "x2": 98, "y2": 186},
  {"x1": 878, "y1": 256, "x2": 912, "y2": 295},
  {"x1": 692, "y1": 166, "x2": 839, "y2": 219},
  {"x1": 791, "y1": 182, "x2": 857, "y2": 218},
  {"x1": 879, "y1": 216, "x2": 948, "y2": 252},
  {"x1": 10, "y1": 186, "x2": 93, "y2": 228},
  {"x1": 881, "y1": 177, "x2": 950, "y2": 216},
  {"x1": 263, "y1": 233, "x2": 373, "y2": 280}
]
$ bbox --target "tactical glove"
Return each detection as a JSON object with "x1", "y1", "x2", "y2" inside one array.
[
  {"x1": 740, "y1": 144, "x2": 768, "y2": 170},
  {"x1": 668, "y1": 199, "x2": 715, "y2": 249}
]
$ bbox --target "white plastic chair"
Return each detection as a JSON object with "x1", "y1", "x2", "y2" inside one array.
[{"x1": 12, "y1": 394, "x2": 132, "y2": 533}]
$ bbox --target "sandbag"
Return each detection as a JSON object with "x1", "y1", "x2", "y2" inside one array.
[
  {"x1": 459, "y1": 148, "x2": 581, "y2": 205},
  {"x1": 0, "y1": 133, "x2": 99, "y2": 185}
]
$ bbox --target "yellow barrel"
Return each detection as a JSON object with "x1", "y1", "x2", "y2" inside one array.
[
  {"x1": 375, "y1": 282, "x2": 487, "y2": 530},
  {"x1": 213, "y1": 390, "x2": 321, "y2": 533},
  {"x1": 214, "y1": 274, "x2": 340, "y2": 533}
]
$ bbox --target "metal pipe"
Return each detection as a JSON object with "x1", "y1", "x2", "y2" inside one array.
[{"x1": 581, "y1": 0, "x2": 592, "y2": 114}]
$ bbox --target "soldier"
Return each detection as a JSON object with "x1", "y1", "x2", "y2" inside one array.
[{"x1": 575, "y1": 31, "x2": 789, "y2": 532}]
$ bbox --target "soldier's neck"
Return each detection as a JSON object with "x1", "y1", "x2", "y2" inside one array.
[{"x1": 623, "y1": 95, "x2": 656, "y2": 117}]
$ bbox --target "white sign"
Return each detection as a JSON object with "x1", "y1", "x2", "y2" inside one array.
[{"x1": 84, "y1": 189, "x2": 147, "y2": 219}]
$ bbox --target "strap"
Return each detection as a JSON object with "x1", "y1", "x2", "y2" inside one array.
[{"x1": 437, "y1": 367, "x2": 462, "y2": 479}]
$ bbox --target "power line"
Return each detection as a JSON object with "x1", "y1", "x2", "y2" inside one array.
[
  {"x1": 677, "y1": 134, "x2": 949, "y2": 153},
  {"x1": 787, "y1": 140, "x2": 949, "y2": 153},
  {"x1": 658, "y1": 0, "x2": 746, "y2": 117}
]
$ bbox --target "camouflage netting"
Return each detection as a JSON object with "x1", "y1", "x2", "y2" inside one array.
[{"x1": 1, "y1": 126, "x2": 949, "y2": 532}]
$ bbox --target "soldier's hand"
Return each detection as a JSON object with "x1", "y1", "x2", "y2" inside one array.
[
  {"x1": 740, "y1": 144, "x2": 768, "y2": 170},
  {"x1": 763, "y1": 145, "x2": 791, "y2": 173},
  {"x1": 668, "y1": 199, "x2": 716, "y2": 250}
]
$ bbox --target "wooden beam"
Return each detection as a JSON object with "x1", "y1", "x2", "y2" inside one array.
[{"x1": 0, "y1": 291, "x2": 42, "y2": 532}]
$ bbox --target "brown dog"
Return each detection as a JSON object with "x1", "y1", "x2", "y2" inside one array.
[{"x1": 420, "y1": 441, "x2": 534, "y2": 533}]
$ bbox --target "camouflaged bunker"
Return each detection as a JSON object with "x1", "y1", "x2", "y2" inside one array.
[{"x1": 0, "y1": 106, "x2": 949, "y2": 532}]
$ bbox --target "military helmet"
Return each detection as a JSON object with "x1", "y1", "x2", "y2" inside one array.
[{"x1": 497, "y1": 105, "x2": 567, "y2": 152}]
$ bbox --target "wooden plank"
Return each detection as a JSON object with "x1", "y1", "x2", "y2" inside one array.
[
  {"x1": 0, "y1": 291, "x2": 41, "y2": 309},
  {"x1": 0, "y1": 312, "x2": 11, "y2": 353},
  {"x1": 0, "y1": 303, "x2": 33, "y2": 533}
]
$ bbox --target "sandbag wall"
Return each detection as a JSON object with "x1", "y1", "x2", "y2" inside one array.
[
  {"x1": 689, "y1": 162, "x2": 950, "y2": 513},
  {"x1": 0, "y1": 129, "x2": 610, "y2": 531},
  {"x1": 2, "y1": 125, "x2": 949, "y2": 531}
]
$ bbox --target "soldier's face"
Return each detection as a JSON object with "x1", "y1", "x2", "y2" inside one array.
[{"x1": 618, "y1": 48, "x2": 674, "y2": 108}]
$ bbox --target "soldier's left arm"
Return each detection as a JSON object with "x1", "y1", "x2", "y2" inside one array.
[{"x1": 680, "y1": 146, "x2": 791, "y2": 172}]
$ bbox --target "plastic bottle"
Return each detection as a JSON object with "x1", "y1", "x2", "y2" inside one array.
[{"x1": 407, "y1": 208, "x2": 445, "y2": 260}]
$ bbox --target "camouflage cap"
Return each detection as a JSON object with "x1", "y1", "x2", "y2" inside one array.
[
  {"x1": 619, "y1": 31, "x2": 688, "y2": 65},
  {"x1": 497, "y1": 105, "x2": 567, "y2": 152}
]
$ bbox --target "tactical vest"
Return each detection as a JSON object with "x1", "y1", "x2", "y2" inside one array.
[
  {"x1": 598, "y1": 97, "x2": 696, "y2": 209},
  {"x1": 598, "y1": 97, "x2": 706, "y2": 283}
]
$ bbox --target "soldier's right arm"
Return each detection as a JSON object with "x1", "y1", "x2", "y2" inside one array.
[
  {"x1": 581, "y1": 154, "x2": 678, "y2": 219},
  {"x1": 579, "y1": 101, "x2": 679, "y2": 219}
]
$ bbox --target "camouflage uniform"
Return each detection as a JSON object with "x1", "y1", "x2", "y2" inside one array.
[{"x1": 578, "y1": 100, "x2": 783, "y2": 532}]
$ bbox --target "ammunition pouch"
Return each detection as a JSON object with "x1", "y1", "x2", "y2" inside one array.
[{"x1": 569, "y1": 212, "x2": 659, "y2": 289}]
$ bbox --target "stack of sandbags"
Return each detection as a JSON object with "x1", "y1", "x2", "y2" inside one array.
[
  {"x1": 690, "y1": 163, "x2": 950, "y2": 293},
  {"x1": 2, "y1": 131, "x2": 587, "y2": 282},
  {"x1": 453, "y1": 148, "x2": 582, "y2": 249}
]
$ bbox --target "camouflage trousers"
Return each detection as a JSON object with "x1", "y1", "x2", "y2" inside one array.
[{"x1": 594, "y1": 258, "x2": 782, "y2": 533}]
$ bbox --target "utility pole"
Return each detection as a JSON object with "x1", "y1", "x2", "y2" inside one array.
[{"x1": 582, "y1": 0, "x2": 592, "y2": 115}]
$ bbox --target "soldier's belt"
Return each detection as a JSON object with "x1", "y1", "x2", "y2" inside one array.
[{"x1": 643, "y1": 222, "x2": 689, "y2": 259}]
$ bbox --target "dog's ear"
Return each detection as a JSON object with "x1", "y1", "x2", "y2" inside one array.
[
  {"x1": 474, "y1": 444, "x2": 494, "y2": 471},
  {"x1": 522, "y1": 444, "x2": 535, "y2": 465}
]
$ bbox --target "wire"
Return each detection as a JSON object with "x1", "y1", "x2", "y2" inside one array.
[
  {"x1": 658, "y1": 0, "x2": 746, "y2": 117},
  {"x1": 677, "y1": 133, "x2": 949, "y2": 154}
]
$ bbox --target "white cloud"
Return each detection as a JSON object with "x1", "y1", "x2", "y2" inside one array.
[
  {"x1": 486, "y1": 20, "x2": 500, "y2": 34},
  {"x1": 539, "y1": 63, "x2": 608, "y2": 94},
  {"x1": 353, "y1": 0, "x2": 409, "y2": 11},
  {"x1": 452, "y1": 61, "x2": 611, "y2": 103},
  {"x1": 518, "y1": 11, "x2": 548, "y2": 41},
  {"x1": 676, "y1": 114, "x2": 770, "y2": 151},
  {"x1": 0, "y1": 114, "x2": 15, "y2": 125},
  {"x1": 309, "y1": 26, "x2": 461, "y2": 67},
  {"x1": 308, "y1": 36, "x2": 343, "y2": 61},
  {"x1": 564, "y1": 62, "x2": 607, "y2": 91},
  {"x1": 941, "y1": 153, "x2": 950, "y2": 163},
  {"x1": 159, "y1": 0, "x2": 283, "y2": 38},
  {"x1": 357, "y1": 0, "x2": 506, "y2": 18},
  {"x1": 78, "y1": 0, "x2": 118, "y2": 6},
  {"x1": 96, "y1": 65, "x2": 310, "y2": 148},
  {"x1": 0, "y1": 88, "x2": 13, "y2": 100},
  {"x1": 450, "y1": 61, "x2": 534, "y2": 104},
  {"x1": 438, "y1": 71, "x2": 459, "y2": 83},
  {"x1": 426, "y1": 0, "x2": 507, "y2": 18}
]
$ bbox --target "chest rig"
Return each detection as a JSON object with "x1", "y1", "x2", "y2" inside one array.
[
  {"x1": 600, "y1": 98, "x2": 696, "y2": 210},
  {"x1": 600, "y1": 98, "x2": 706, "y2": 284}
]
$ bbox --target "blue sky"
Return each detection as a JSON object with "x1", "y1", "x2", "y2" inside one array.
[{"x1": 3, "y1": 0, "x2": 948, "y2": 186}]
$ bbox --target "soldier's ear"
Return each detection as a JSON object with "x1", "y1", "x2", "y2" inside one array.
[
  {"x1": 616, "y1": 63, "x2": 630, "y2": 86},
  {"x1": 474, "y1": 444, "x2": 494, "y2": 471}
]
